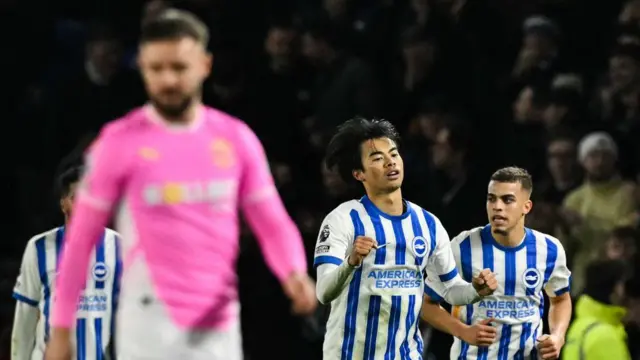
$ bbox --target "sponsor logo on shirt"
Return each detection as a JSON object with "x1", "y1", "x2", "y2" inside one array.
[
  {"x1": 143, "y1": 180, "x2": 238, "y2": 206},
  {"x1": 367, "y1": 269, "x2": 422, "y2": 289},
  {"x1": 315, "y1": 245, "x2": 330, "y2": 254},
  {"x1": 319, "y1": 225, "x2": 330, "y2": 243},
  {"x1": 77, "y1": 292, "x2": 109, "y2": 312},
  {"x1": 478, "y1": 299, "x2": 538, "y2": 319}
]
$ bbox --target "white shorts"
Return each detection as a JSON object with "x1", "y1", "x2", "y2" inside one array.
[{"x1": 115, "y1": 260, "x2": 243, "y2": 360}]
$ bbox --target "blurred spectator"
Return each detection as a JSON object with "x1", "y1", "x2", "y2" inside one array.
[
  {"x1": 511, "y1": 15, "x2": 562, "y2": 87},
  {"x1": 537, "y1": 133, "x2": 581, "y2": 205},
  {"x1": 605, "y1": 226, "x2": 639, "y2": 264},
  {"x1": 562, "y1": 260, "x2": 635, "y2": 360},
  {"x1": 562, "y1": 132, "x2": 637, "y2": 295}
]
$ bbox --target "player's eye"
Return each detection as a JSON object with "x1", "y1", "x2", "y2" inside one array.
[
  {"x1": 390, "y1": 153, "x2": 399, "y2": 158},
  {"x1": 373, "y1": 157, "x2": 383, "y2": 162}
]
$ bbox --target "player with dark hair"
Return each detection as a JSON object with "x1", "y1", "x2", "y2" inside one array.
[
  {"x1": 314, "y1": 118, "x2": 498, "y2": 359},
  {"x1": 422, "y1": 166, "x2": 573, "y2": 360},
  {"x1": 45, "y1": 8, "x2": 315, "y2": 360},
  {"x1": 12, "y1": 166, "x2": 122, "y2": 360}
]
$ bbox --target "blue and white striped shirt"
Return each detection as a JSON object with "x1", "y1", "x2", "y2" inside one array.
[
  {"x1": 425, "y1": 225, "x2": 571, "y2": 360},
  {"x1": 314, "y1": 197, "x2": 465, "y2": 360},
  {"x1": 13, "y1": 227, "x2": 122, "y2": 360}
]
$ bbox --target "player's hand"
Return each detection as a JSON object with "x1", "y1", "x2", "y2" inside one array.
[
  {"x1": 536, "y1": 334, "x2": 564, "y2": 359},
  {"x1": 44, "y1": 328, "x2": 72, "y2": 360},
  {"x1": 348, "y1": 236, "x2": 378, "y2": 266},
  {"x1": 282, "y1": 271, "x2": 318, "y2": 316},
  {"x1": 460, "y1": 318, "x2": 497, "y2": 346},
  {"x1": 472, "y1": 269, "x2": 498, "y2": 297}
]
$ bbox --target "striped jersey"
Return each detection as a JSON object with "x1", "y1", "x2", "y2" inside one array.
[
  {"x1": 13, "y1": 227, "x2": 122, "y2": 360},
  {"x1": 424, "y1": 225, "x2": 571, "y2": 360},
  {"x1": 314, "y1": 196, "x2": 464, "y2": 360}
]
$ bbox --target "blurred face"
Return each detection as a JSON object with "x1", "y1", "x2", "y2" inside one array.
[
  {"x1": 138, "y1": 37, "x2": 212, "y2": 119},
  {"x1": 302, "y1": 34, "x2": 325, "y2": 65},
  {"x1": 582, "y1": 150, "x2": 616, "y2": 181},
  {"x1": 522, "y1": 33, "x2": 555, "y2": 59},
  {"x1": 416, "y1": 113, "x2": 443, "y2": 141},
  {"x1": 354, "y1": 137, "x2": 404, "y2": 195},
  {"x1": 513, "y1": 86, "x2": 534, "y2": 122},
  {"x1": 486, "y1": 181, "x2": 532, "y2": 236},
  {"x1": 524, "y1": 201, "x2": 557, "y2": 235},
  {"x1": 87, "y1": 39, "x2": 123, "y2": 79},
  {"x1": 542, "y1": 103, "x2": 568, "y2": 128},
  {"x1": 609, "y1": 55, "x2": 639, "y2": 92},
  {"x1": 322, "y1": 162, "x2": 347, "y2": 197},
  {"x1": 60, "y1": 182, "x2": 79, "y2": 219},
  {"x1": 431, "y1": 127, "x2": 456, "y2": 169},
  {"x1": 606, "y1": 236, "x2": 636, "y2": 261},
  {"x1": 547, "y1": 139, "x2": 577, "y2": 181},
  {"x1": 265, "y1": 27, "x2": 296, "y2": 62}
]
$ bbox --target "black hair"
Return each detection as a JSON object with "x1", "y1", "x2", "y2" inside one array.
[
  {"x1": 140, "y1": 8, "x2": 209, "y2": 47},
  {"x1": 490, "y1": 166, "x2": 534, "y2": 193},
  {"x1": 325, "y1": 118, "x2": 400, "y2": 183},
  {"x1": 56, "y1": 166, "x2": 84, "y2": 199},
  {"x1": 584, "y1": 260, "x2": 630, "y2": 304}
]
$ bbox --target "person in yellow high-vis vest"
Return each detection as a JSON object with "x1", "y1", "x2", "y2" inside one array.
[{"x1": 562, "y1": 260, "x2": 633, "y2": 360}]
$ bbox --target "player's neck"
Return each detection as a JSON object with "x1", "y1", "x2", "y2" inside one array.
[
  {"x1": 368, "y1": 189, "x2": 404, "y2": 216},
  {"x1": 148, "y1": 102, "x2": 202, "y2": 127},
  {"x1": 492, "y1": 225, "x2": 526, "y2": 248}
]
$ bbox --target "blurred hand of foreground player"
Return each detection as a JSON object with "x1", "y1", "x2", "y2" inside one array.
[
  {"x1": 472, "y1": 269, "x2": 498, "y2": 296},
  {"x1": 348, "y1": 236, "x2": 378, "y2": 266},
  {"x1": 460, "y1": 318, "x2": 497, "y2": 346},
  {"x1": 44, "y1": 329, "x2": 72, "y2": 360},
  {"x1": 283, "y1": 272, "x2": 318, "y2": 315}
]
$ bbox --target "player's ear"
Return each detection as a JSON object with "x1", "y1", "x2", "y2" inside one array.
[
  {"x1": 352, "y1": 169, "x2": 365, "y2": 182},
  {"x1": 523, "y1": 199, "x2": 533, "y2": 216},
  {"x1": 203, "y1": 52, "x2": 213, "y2": 77}
]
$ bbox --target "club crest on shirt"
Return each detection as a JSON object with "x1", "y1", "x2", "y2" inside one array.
[
  {"x1": 412, "y1": 236, "x2": 428, "y2": 258},
  {"x1": 210, "y1": 139, "x2": 235, "y2": 168},
  {"x1": 92, "y1": 262, "x2": 110, "y2": 281},
  {"x1": 523, "y1": 268, "x2": 542, "y2": 289},
  {"x1": 319, "y1": 225, "x2": 330, "y2": 243}
]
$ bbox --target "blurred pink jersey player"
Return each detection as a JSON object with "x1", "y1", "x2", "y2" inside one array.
[{"x1": 46, "y1": 8, "x2": 317, "y2": 360}]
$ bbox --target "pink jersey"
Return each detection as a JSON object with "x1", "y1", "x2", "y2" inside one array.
[{"x1": 51, "y1": 105, "x2": 307, "y2": 329}]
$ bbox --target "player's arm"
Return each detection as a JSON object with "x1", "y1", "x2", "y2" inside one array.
[
  {"x1": 313, "y1": 210, "x2": 356, "y2": 304},
  {"x1": 51, "y1": 127, "x2": 130, "y2": 333},
  {"x1": 425, "y1": 222, "x2": 482, "y2": 305},
  {"x1": 236, "y1": 123, "x2": 307, "y2": 282},
  {"x1": 11, "y1": 240, "x2": 42, "y2": 360},
  {"x1": 420, "y1": 295, "x2": 496, "y2": 346},
  {"x1": 544, "y1": 240, "x2": 573, "y2": 340}
]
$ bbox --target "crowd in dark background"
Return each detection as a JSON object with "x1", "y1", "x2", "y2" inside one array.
[{"x1": 3, "y1": 0, "x2": 640, "y2": 359}]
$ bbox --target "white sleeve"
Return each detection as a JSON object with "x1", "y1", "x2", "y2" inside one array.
[
  {"x1": 425, "y1": 228, "x2": 479, "y2": 305},
  {"x1": 11, "y1": 301, "x2": 39, "y2": 360},
  {"x1": 314, "y1": 209, "x2": 357, "y2": 304},
  {"x1": 544, "y1": 238, "x2": 572, "y2": 297},
  {"x1": 13, "y1": 241, "x2": 41, "y2": 307},
  {"x1": 313, "y1": 209, "x2": 354, "y2": 268}
]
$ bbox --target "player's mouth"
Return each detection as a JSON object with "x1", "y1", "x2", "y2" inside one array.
[
  {"x1": 386, "y1": 170, "x2": 401, "y2": 180},
  {"x1": 492, "y1": 215, "x2": 508, "y2": 225}
]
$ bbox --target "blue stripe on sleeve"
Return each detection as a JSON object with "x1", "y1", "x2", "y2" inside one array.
[
  {"x1": 458, "y1": 236, "x2": 472, "y2": 360},
  {"x1": 424, "y1": 284, "x2": 444, "y2": 302},
  {"x1": 35, "y1": 236, "x2": 50, "y2": 342},
  {"x1": 314, "y1": 255, "x2": 343, "y2": 267},
  {"x1": 12, "y1": 292, "x2": 39, "y2": 307},
  {"x1": 340, "y1": 210, "x2": 365, "y2": 360},
  {"x1": 439, "y1": 268, "x2": 459, "y2": 282},
  {"x1": 422, "y1": 210, "x2": 437, "y2": 258}
]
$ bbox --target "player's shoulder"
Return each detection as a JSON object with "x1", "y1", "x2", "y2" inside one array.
[
  {"x1": 103, "y1": 228, "x2": 121, "y2": 240},
  {"x1": 203, "y1": 107, "x2": 253, "y2": 134},
  {"x1": 406, "y1": 201, "x2": 443, "y2": 225},
  {"x1": 450, "y1": 226, "x2": 484, "y2": 246},
  {"x1": 24, "y1": 227, "x2": 62, "y2": 250},
  {"x1": 102, "y1": 107, "x2": 149, "y2": 136},
  {"x1": 529, "y1": 228, "x2": 565, "y2": 249},
  {"x1": 326, "y1": 200, "x2": 363, "y2": 220}
]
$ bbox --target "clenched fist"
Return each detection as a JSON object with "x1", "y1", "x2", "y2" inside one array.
[
  {"x1": 348, "y1": 236, "x2": 378, "y2": 266},
  {"x1": 460, "y1": 318, "x2": 497, "y2": 346},
  {"x1": 472, "y1": 269, "x2": 498, "y2": 297}
]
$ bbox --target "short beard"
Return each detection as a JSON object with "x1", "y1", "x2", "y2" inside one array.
[
  {"x1": 150, "y1": 96, "x2": 194, "y2": 120},
  {"x1": 493, "y1": 227, "x2": 509, "y2": 236}
]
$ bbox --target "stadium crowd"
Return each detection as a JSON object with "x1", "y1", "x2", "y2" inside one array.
[{"x1": 3, "y1": 0, "x2": 640, "y2": 359}]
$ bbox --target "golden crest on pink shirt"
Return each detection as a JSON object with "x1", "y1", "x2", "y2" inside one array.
[{"x1": 210, "y1": 139, "x2": 235, "y2": 168}]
